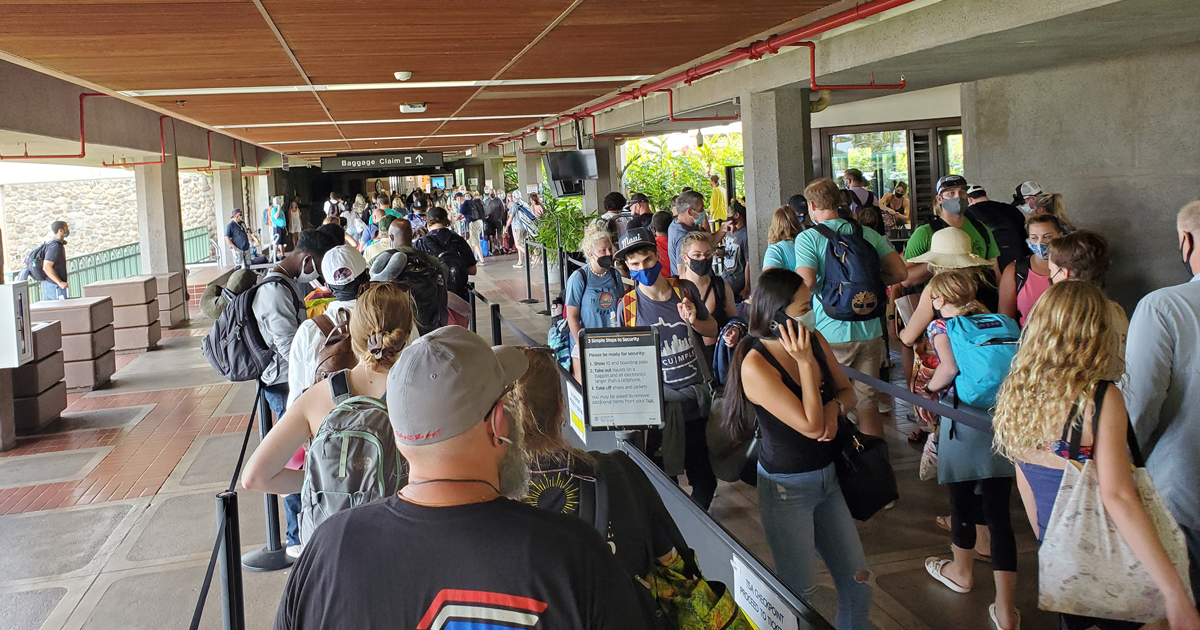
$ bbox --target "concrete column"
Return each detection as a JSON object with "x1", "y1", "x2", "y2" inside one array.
[
  {"x1": 481, "y1": 153, "x2": 505, "y2": 193},
  {"x1": 213, "y1": 169, "x2": 243, "y2": 266},
  {"x1": 742, "y1": 87, "x2": 812, "y2": 279},
  {"x1": 134, "y1": 121, "x2": 185, "y2": 275},
  {"x1": 252, "y1": 174, "x2": 271, "y2": 231},
  {"x1": 515, "y1": 152, "x2": 542, "y2": 199},
  {"x1": 583, "y1": 138, "x2": 619, "y2": 214}
]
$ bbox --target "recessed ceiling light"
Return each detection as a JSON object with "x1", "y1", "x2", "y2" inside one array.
[
  {"x1": 394, "y1": 71, "x2": 413, "y2": 81},
  {"x1": 400, "y1": 103, "x2": 428, "y2": 114}
]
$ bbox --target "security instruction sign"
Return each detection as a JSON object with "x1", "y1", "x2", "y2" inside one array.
[
  {"x1": 732, "y1": 556, "x2": 798, "y2": 630},
  {"x1": 320, "y1": 151, "x2": 443, "y2": 172},
  {"x1": 579, "y1": 327, "x2": 663, "y2": 430},
  {"x1": 565, "y1": 376, "x2": 586, "y2": 443}
]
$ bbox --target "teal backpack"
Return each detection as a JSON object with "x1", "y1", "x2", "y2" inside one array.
[{"x1": 943, "y1": 313, "x2": 1021, "y2": 409}]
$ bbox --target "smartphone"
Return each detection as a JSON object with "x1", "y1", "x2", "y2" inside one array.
[{"x1": 766, "y1": 309, "x2": 794, "y2": 339}]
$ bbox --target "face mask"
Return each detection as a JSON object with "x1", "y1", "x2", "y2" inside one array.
[
  {"x1": 795, "y1": 310, "x2": 817, "y2": 331},
  {"x1": 630, "y1": 262, "x2": 662, "y2": 287},
  {"x1": 1183, "y1": 233, "x2": 1196, "y2": 277},
  {"x1": 688, "y1": 257, "x2": 713, "y2": 276},
  {"x1": 941, "y1": 197, "x2": 965, "y2": 215},
  {"x1": 62, "y1": 229, "x2": 70, "y2": 238},
  {"x1": 895, "y1": 190, "x2": 906, "y2": 198},
  {"x1": 1028, "y1": 241, "x2": 1050, "y2": 259},
  {"x1": 330, "y1": 272, "x2": 366, "y2": 302},
  {"x1": 596, "y1": 255, "x2": 613, "y2": 271},
  {"x1": 297, "y1": 256, "x2": 320, "y2": 284}
]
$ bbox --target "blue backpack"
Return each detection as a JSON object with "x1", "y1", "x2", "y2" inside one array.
[
  {"x1": 943, "y1": 313, "x2": 1021, "y2": 408},
  {"x1": 813, "y1": 221, "x2": 886, "y2": 321},
  {"x1": 546, "y1": 318, "x2": 572, "y2": 370}
]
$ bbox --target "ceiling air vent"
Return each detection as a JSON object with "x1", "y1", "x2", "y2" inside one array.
[{"x1": 400, "y1": 103, "x2": 428, "y2": 113}]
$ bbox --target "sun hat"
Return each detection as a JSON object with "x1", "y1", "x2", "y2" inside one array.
[
  {"x1": 907, "y1": 227, "x2": 991, "y2": 269},
  {"x1": 387, "y1": 326, "x2": 528, "y2": 446}
]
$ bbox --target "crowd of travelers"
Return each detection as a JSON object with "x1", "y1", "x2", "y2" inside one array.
[{"x1": 181, "y1": 166, "x2": 1200, "y2": 630}]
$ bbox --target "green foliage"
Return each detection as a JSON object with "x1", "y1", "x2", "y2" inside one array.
[
  {"x1": 503, "y1": 161, "x2": 518, "y2": 193},
  {"x1": 622, "y1": 133, "x2": 744, "y2": 212},
  {"x1": 532, "y1": 182, "x2": 595, "y2": 252}
]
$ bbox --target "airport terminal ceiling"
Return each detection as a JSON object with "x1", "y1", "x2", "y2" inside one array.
[{"x1": 0, "y1": 0, "x2": 852, "y2": 163}]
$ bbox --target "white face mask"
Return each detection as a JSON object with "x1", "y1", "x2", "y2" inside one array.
[
  {"x1": 296, "y1": 256, "x2": 320, "y2": 284},
  {"x1": 794, "y1": 310, "x2": 817, "y2": 331}
]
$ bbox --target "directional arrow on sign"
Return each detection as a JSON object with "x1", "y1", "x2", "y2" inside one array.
[{"x1": 415, "y1": 155, "x2": 424, "y2": 163}]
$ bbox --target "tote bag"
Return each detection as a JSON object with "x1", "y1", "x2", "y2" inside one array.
[{"x1": 1038, "y1": 383, "x2": 1193, "y2": 622}]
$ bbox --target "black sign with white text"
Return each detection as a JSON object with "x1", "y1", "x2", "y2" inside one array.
[{"x1": 320, "y1": 151, "x2": 444, "y2": 172}]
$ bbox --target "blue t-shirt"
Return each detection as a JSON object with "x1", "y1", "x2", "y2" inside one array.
[
  {"x1": 667, "y1": 220, "x2": 696, "y2": 276},
  {"x1": 565, "y1": 267, "x2": 623, "y2": 333},
  {"x1": 794, "y1": 219, "x2": 896, "y2": 343},
  {"x1": 763, "y1": 240, "x2": 796, "y2": 272},
  {"x1": 225, "y1": 220, "x2": 249, "y2": 250}
]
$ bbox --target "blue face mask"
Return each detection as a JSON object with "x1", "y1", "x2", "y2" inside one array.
[
  {"x1": 1028, "y1": 241, "x2": 1050, "y2": 259},
  {"x1": 630, "y1": 262, "x2": 662, "y2": 287}
]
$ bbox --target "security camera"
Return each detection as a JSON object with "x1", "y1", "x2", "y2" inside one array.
[
  {"x1": 535, "y1": 128, "x2": 549, "y2": 146},
  {"x1": 393, "y1": 71, "x2": 412, "y2": 81}
]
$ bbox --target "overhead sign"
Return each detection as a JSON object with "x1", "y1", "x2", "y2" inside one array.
[
  {"x1": 320, "y1": 151, "x2": 443, "y2": 172},
  {"x1": 579, "y1": 327, "x2": 664, "y2": 430},
  {"x1": 281, "y1": 154, "x2": 289, "y2": 171},
  {"x1": 731, "y1": 556, "x2": 799, "y2": 630}
]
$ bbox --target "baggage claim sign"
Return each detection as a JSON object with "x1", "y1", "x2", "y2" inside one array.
[{"x1": 320, "y1": 151, "x2": 444, "y2": 172}]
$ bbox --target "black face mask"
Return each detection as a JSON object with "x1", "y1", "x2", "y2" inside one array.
[
  {"x1": 1184, "y1": 233, "x2": 1196, "y2": 277},
  {"x1": 330, "y1": 272, "x2": 368, "y2": 301},
  {"x1": 688, "y1": 257, "x2": 713, "y2": 276},
  {"x1": 596, "y1": 255, "x2": 614, "y2": 271}
]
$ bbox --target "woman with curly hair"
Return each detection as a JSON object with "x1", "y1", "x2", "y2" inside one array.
[{"x1": 994, "y1": 281, "x2": 1198, "y2": 630}]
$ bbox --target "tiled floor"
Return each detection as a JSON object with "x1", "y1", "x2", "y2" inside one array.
[{"x1": 0, "y1": 256, "x2": 1061, "y2": 629}]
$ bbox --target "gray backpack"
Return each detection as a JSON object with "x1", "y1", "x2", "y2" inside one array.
[{"x1": 299, "y1": 370, "x2": 406, "y2": 543}]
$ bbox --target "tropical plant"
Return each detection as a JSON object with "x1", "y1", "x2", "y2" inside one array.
[
  {"x1": 503, "y1": 161, "x2": 518, "y2": 192},
  {"x1": 531, "y1": 182, "x2": 595, "y2": 253},
  {"x1": 623, "y1": 133, "x2": 744, "y2": 211}
]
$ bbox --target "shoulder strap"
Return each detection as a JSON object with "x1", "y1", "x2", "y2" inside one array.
[
  {"x1": 262, "y1": 274, "x2": 304, "y2": 311},
  {"x1": 812, "y1": 223, "x2": 838, "y2": 242},
  {"x1": 327, "y1": 369, "x2": 352, "y2": 404},
  {"x1": 608, "y1": 268, "x2": 624, "y2": 297},
  {"x1": 592, "y1": 463, "x2": 609, "y2": 540},
  {"x1": 314, "y1": 313, "x2": 335, "y2": 338},
  {"x1": 1088, "y1": 379, "x2": 1147, "y2": 467},
  {"x1": 967, "y1": 216, "x2": 993, "y2": 248},
  {"x1": 1015, "y1": 256, "x2": 1031, "y2": 293}
]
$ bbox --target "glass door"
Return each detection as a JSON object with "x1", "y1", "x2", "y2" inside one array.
[{"x1": 828, "y1": 130, "x2": 909, "y2": 199}]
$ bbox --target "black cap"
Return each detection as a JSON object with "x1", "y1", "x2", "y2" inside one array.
[
  {"x1": 936, "y1": 175, "x2": 968, "y2": 194},
  {"x1": 625, "y1": 192, "x2": 650, "y2": 209},
  {"x1": 615, "y1": 227, "x2": 657, "y2": 259}
]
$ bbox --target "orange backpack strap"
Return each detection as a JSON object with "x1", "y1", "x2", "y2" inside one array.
[{"x1": 620, "y1": 278, "x2": 685, "y2": 327}]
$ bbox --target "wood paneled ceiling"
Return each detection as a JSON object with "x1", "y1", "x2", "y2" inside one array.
[{"x1": 0, "y1": 0, "x2": 843, "y2": 160}]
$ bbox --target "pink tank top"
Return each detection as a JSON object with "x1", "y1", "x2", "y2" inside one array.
[{"x1": 1017, "y1": 265, "x2": 1052, "y2": 326}]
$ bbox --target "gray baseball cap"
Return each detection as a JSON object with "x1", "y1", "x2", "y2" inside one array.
[{"x1": 387, "y1": 326, "x2": 528, "y2": 446}]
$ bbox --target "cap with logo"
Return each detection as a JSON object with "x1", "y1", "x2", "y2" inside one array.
[
  {"x1": 321, "y1": 245, "x2": 368, "y2": 287},
  {"x1": 966, "y1": 185, "x2": 987, "y2": 198},
  {"x1": 387, "y1": 326, "x2": 529, "y2": 446},
  {"x1": 1019, "y1": 180, "x2": 1042, "y2": 197},
  {"x1": 936, "y1": 175, "x2": 969, "y2": 195},
  {"x1": 615, "y1": 227, "x2": 657, "y2": 259}
]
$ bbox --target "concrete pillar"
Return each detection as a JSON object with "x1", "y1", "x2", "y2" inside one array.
[
  {"x1": 213, "y1": 169, "x2": 243, "y2": 267},
  {"x1": 252, "y1": 174, "x2": 271, "y2": 231},
  {"x1": 481, "y1": 152, "x2": 505, "y2": 193},
  {"x1": 515, "y1": 152, "x2": 542, "y2": 200},
  {"x1": 134, "y1": 121, "x2": 186, "y2": 275},
  {"x1": 583, "y1": 138, "x2": 619, "y2": 214},
  {"x1": 742, "y1": 87, "x2": 812, "y2": 279}
]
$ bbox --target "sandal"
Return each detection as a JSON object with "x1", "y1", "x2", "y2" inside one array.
[
  {"x1": 988, "y1": 603, "x2": 1020, "y2": 630},
  {"x1": 924, "y1": 557, "x2": 971, "y2": 593},
  {"x1": 936, "y1": 515, "x2": 952, "y2": 532}
]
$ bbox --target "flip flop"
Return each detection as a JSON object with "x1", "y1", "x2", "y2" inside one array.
[
  {"x1": 936, "y1": 515, "x2": 952, "y2": 531},
  {"x1": 988, "y1": 603, "x2": 1020, "y2": 630},
  {"x1": 924, "y1": 557, "x2": 971, "y2": 593}
]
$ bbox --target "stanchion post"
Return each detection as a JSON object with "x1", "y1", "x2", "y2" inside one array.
[
  {"x1": 519, "y1": 249, "x2": 538, "y2": 304},
  {"x1": 241, "y1": 392, "x2": 293, "y2": 572},
  {"x1": 467, "y1": 282, "x2": 477, "y2": 332},
  {"x1": 489, "y1": 303, "x2": 503, "y2": 346},
  {"x1": 537, "y1": 244, "x2": 552, "y2": 315},
  {"x1": 216, "y1": 491, "x2": 246, "y2": 630}
]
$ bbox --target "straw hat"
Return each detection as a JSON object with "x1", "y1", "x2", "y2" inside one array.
[{"x1": 907, "y1": 227, "x2": 990, "y2": 269}]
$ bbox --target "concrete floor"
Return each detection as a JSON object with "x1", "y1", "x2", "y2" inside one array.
[{"x1": 0, "y1": 252, "x2": 1060, "y2": 629}]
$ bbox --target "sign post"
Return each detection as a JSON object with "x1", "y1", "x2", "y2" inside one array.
[
  {"x1": 319, "y1": 151, "x2": 444, "y2": 172},
  {"x1": 578, "y1": 327, "x2": 663, "y2": 430}
]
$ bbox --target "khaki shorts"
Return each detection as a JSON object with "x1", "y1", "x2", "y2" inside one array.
[
  {"x1": 829, "y1": 337, "x2": 888, "y2": 410},
  {"x1": 468, "y1": 219, "x2": 484, "y2": 244}
]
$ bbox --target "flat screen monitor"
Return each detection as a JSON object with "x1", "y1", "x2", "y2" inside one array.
[
  {"x1": 544, "y1": 150, "x2": 598, "y2": 182},
  {"x1": 547, "y1": 178, "x2": 585, "y2": 198},
  {"x1": 430, "y1": 176, "x2": 446, "y2": 189}
]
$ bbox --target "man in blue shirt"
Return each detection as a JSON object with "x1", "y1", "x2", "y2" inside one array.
[
  {"x1": 669, "y1": 190, "x2": 714, "y2": 277},
  {"x1": 224, "y1": 209, "x2": 251, "y2": 269},
  {"x1": 1124, "y1": 199, "x2": 1200, "y2": 603},
  {"x1": 795, "y1": 178, "x2": 907, "y2": 437}
]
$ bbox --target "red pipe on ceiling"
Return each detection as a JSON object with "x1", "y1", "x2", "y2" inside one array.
[
  {"x1": 241, "y1": 146, "x2": 271, "y2": 176},
  {"x1": 179, "y1": 130, "x2": 240, "y2": 172},
  {"x1": 655, "y1": 89, "x2": 740, "y2": 123},
  {"x1": 792, "y1": 41, "x2": 906, "y2": 91},
  {"x1": 491, "y1": 0, "x2": 917, "y2": 145},
  {"x1": 101, "y1": 115, "x2": 171, "y2": 168},
  {"x1": 0, "y1": 93, "x2": 107, "y2": 160}
]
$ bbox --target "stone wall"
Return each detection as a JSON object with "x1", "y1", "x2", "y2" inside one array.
[{"x1": 1, "y1": 173, "x2": 216, "y2": 271}]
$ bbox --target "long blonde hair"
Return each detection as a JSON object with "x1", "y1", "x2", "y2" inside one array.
[
  {"x1": 993, "y1": 281, "x2": 1118, "y2": 458},
  {"x1": 349, "y1": 283, "x2": 413, "y2": 371}
]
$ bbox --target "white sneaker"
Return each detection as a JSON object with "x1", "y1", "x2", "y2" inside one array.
[
  {"x1": 512, "y1": 263, "x2": 524, "y2": 268},
  {"x1": 286, "y1": 544, "x2": 301, "y2": 559}
]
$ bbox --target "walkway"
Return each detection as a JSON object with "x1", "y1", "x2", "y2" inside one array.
[{"x1": 0, "y1": 255, "x2": 1051, "y2": 630}]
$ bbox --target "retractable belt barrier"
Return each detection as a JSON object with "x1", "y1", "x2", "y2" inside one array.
[{"x1": 839, "y1": 366, "x2": 994, "y2": 434}]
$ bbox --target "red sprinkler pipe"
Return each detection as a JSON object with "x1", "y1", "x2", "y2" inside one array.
[
  {"x1": 179, "y1": 131, "x2": 240, "y2": 172},
  {"x1": 101, "y1": 115, "x2": 170, "y2": 167},
  {"x1": 581, "y1": 114, "x2": 646, "y2": 139},
  {"x1": 492, "y1": 0, "x2": 917, "y2": 145},
  {"x1": 792, "y1": 42, "x2": 905, "y2": 91},
  {"x1": 241, "y1": 146, "x2": 271, "y2": 176},
  {"x1": 0, "y1": 93, "x2": 107, "y2": 160},
  {"x1": 654, "y1": 89, "x2": 740, "y2": 123}
]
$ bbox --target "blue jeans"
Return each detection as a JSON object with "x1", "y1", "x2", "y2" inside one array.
[
  {"x1": 40, "y1": 281, "x2": 67, "y2": 301},
  {"x1": 758, "y1": 462, "x2": 875, "y2": 630},
  {"x1": 261, "y1": 382, "x2": 301, "y2": 546}
]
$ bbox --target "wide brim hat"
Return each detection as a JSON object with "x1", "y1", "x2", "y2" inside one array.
[{"x1": 907, "y1": 227, "x2": 991, "y2": 269}]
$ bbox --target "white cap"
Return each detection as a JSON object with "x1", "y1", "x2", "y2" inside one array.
[
  {"x1": 1019, "y1": 180, "x2": 1042, "y2": 197},
  {"x1": 321, "y1": 245, "x2": 368, "y2": 287}
]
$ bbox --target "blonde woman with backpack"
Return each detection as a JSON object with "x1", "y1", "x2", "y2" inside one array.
[
  {"x1": 242, "y1": 283, "x2": 414, "y2": 553},
  {"x1": 994, "y1": 281, "x2": 1198, "y2": 630}
]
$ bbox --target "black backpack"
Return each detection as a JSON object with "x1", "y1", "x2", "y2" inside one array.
[
  {"x1": 398, "y1": 249, "x2": 449, "y2": 335},
  {"x1": 202, "y1": 275, "x2": 302, "y2": 382},
  {"x1": 22, "y1": 242, "x2": 51, "y2": 282},
  {"x1": 467, "y1": 198, "x2": 486, "y2": 222},
  {"x1": 417, "y1": 232, "x2": 470, "y2": 298},
  {"x1": 812, "y1": 221, "x2": 886, "y2": 321},
  {"x1": 848, "y1": 189, "x2": 878, "y2": 213}
]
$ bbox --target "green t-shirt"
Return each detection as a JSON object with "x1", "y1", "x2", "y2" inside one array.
[
  {"x1": 903, "y1": 217, "x2": 1000, "y2": 262},
  {"x1": 794, "y1": 219, "x2": 896, "y2": 343}
]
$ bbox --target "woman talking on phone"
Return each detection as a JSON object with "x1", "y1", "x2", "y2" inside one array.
[{"x1": 722, "y1": 268, "x2": 875, "y2": 630}]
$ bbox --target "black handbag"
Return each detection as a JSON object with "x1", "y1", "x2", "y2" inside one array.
[{"x1": 833, "y1": 417, "x2": 899, "y2": 521}]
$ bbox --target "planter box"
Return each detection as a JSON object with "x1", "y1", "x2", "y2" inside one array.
[
  {"x1": 114, "y1": 321, "x2": 161, "y2": 353},
  {"x1": 64, "y1": 351, "x2": 116, "y2": 391},
  {"x1": 30, "y1": 321, "x2": 62, "y2": 362},
  {"x1": 31, "y1": 297, "x2": 113, "y2": 335},
  {"x1": 61, "y1": 325, "x2": 115, "y2": 362},
  {"x1": 113, "y1": 301, "x2": 158, "y2": 328},
  {"x1": 13, "y1": 380, "x2": 67, "y2": 435},
  {"x1": 155, "y1": 272, "x2": 184, "y2": 294},
  {"x1": 160, "y1": 302, "x2": 188, "y2": 329},
  {"x1": 83, "y1": 276, "x2": 157, "y2": 307},
  {"x1": 12, "y1": 351, "x2": 64, "y2": 398}
]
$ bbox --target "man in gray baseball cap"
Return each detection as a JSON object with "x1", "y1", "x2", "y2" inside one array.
[{"x1": 274, "y1": 325, "x2": 653, "y2": 630}]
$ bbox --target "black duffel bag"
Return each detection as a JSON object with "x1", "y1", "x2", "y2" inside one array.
[{"x1": 833, "y1": 417, "x2": 899, "y2": 521}]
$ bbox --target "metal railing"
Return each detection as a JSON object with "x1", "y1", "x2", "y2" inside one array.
[{"x1": 184, "y1": 226, "x2": 215, "y2": 264}]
